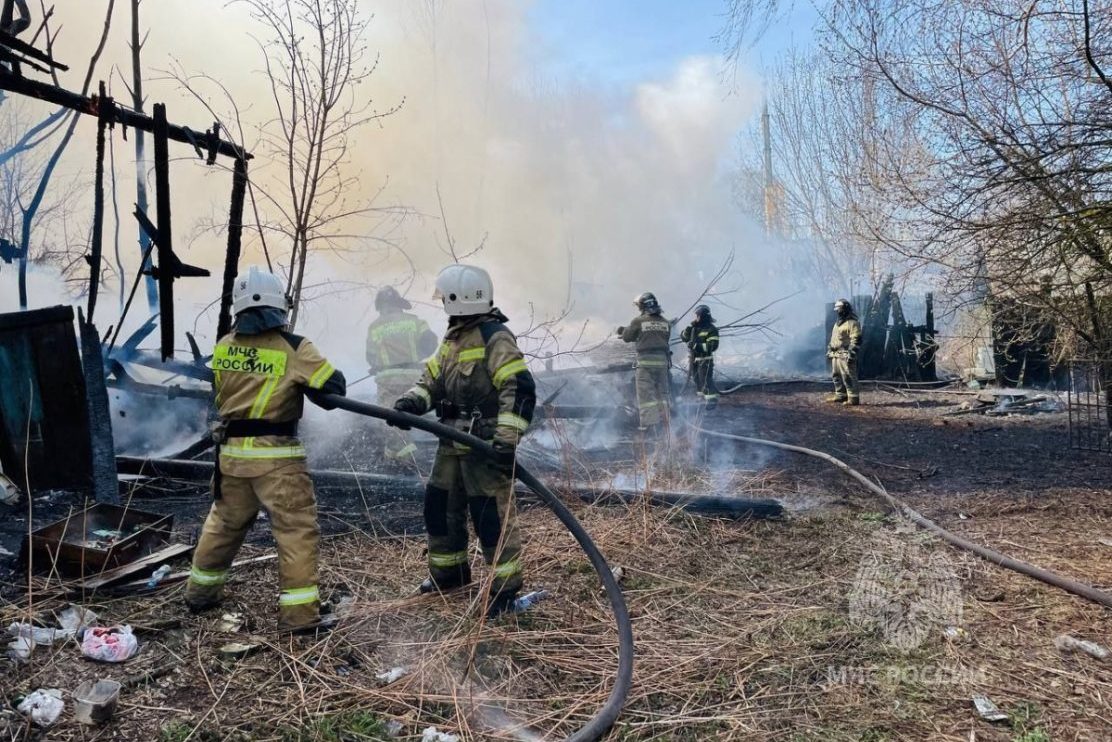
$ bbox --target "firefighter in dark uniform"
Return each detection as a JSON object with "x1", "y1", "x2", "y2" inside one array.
[
  {"x1": 391, "y1": 264, "x2": 536, "y2": 617},
  {"x1": 185, "y1": 266, "x2": 347, "y2": 634},
  {"x1": 617, "y1": 292, "x2": 673, "y2": 431},
  {"x1": 681, "y1": 304, "x2": 719, "y2": 408}
]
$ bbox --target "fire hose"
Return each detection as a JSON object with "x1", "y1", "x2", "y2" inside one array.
[
  {"x1": 317, "y1": 394, "x2": 634, "y2": 742},
  {"x1": 692, "y1": 425, "x2": 1112, "y2": 610}
]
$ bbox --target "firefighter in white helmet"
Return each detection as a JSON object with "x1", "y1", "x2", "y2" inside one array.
[
  {"x1": 185, "y1": 266, "x2": 346, "y2": 634},
  {"x1": 826, "y1": 298, "x2": 862, "y2": 405},
  {"x1": 391, "y1": 265, "x2": 536, "y2": 617}
]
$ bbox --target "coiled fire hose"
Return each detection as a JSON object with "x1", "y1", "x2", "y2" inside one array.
[
  {"x1": 693, "y1": 425, "x2": 1112, "y2": 610},
  {"x1": 319, "y1": 394, "x2": 635, "y2": 742}
]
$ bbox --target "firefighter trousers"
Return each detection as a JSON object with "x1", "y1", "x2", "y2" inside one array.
[
  {"x1": 692, "y1": 358, "x2": 718, "y2": 407},
  {"x1": 185, "y1": 458, "x2": 321, "y2": 630},
  {"x1": 635, "y1": 362, "x2": 672, "y2": 428},
  {"x1": 424, "y1": 447, "x2": 523, "y2": 598},
  {"x1": 376, "y1": 373, "x2": 420, "y2": 463},
  {"x1": 831, "y1": 356, "x2": 860, "y2": 401}
]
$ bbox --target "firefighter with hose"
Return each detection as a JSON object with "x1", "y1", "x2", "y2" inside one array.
[
  {"x1": 185, "y1": 266, "x2": 347, "y2": 634},
  {"x1": 390, "y1": 264, "x2": 536, "y2": 617}
]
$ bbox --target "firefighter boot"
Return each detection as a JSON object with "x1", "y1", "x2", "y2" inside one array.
[
  {"x1": 418, "y1": 562, "x2": 473, "y2": 594},
  {"x1": 825, "y1": 394, "x2": 847, "y2": 403}
]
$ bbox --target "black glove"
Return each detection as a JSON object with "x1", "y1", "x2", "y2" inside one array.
[
  {"x1": 491, "y1": 441, "x2": 517, "y2": 473},
  {"x1": 390, "y1": 397, "x2": 421, "y2": 429}
]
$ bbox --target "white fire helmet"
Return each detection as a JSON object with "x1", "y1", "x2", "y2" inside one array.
[
  {"x1": 232, "y1": 266, "x2": 289, "y2": 315},
  {"x1": 433, "y1": 264, "x2": 494, "y2": 316}
]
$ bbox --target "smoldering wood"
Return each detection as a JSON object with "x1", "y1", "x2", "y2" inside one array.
[
  {"x1": 115, "y1": 456, "x2": 785, "y2": 520},
  {"x1": 0, "y1": 305, "x2": 92, "y2": 491}
]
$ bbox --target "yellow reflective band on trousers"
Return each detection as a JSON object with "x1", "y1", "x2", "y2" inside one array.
[
  {"x1": 308, "y1": 361, "x2": 334, "y2": 389},
  {"x1": 189, "y1": 566, "x2": 228, "y2": 586},
  {"x1": 387, "y1": 443, "x2": 418, "y2": 459},
  {"x1": 279, "y1": 585, "x2": 320, "y2": 606},
  {"x1": 493, "y1": 358, "x2": 528, "y2": 387},
  {"x1": 376, "y1": 367, "x2": 417, "y2": 379},
  {"x1": 493, "y1": 558, "x2": 522, "y2": 578},
  {"x1": 457, "y1": 346, "x2": 487, "y2": 363},
  {"x1": 497, "y1": 412, "x2": 529, "y2": 432},
  {"x1": 638, "y1": 358, "x2": 668, "y2": 367},
  {"x1": 428, "y1": 550, "x2": 468, "y2": 567},
  {"x1": 639, "y1": 400, "x2": 664, "y2": 410},
  {"x1": 222, "y1": 444, "x2": 307, "y2": 459},
  {"x1": 211, "y1": 344, "x2": 288, "y2": 377}
]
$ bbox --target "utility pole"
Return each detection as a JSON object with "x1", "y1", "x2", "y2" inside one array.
[{"x1": 761, "y1": 102, "x2": 780, "y2": 238}]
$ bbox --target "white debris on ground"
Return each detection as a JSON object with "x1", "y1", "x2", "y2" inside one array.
[{"x1": 17, "y1": 689, "x2": 64, "y2": 726}]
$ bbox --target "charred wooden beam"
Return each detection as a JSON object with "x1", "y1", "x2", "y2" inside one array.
[
  {"x1": 152, "y1": 104, "x2": 174, "y2": 360},
  {"x1": 79, "y1": 310, "x2": 118, "y2": 504},
  {"x1": 0, "y1": 29, "x2": 65, "y2": 69},
  {"x1": 87, "y1": 81, "x2": 109, "y2": 323},
  {"x1": 116, "y1": 456, "x2": 785, "y2": 520},
  {"x1": 217, "y1": 157, "x2": 248, "y2": 339},
  {"x1": 0, "y1": 70, "x2": 249, "y2": 160}
]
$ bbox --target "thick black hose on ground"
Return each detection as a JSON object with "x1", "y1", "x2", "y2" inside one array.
[
  {"x1": 318, "y1": 394, "x2": 634, "y2": 742},
  {"x1": 694, "y1": 425, "x2": 1112, "y2": 611}
]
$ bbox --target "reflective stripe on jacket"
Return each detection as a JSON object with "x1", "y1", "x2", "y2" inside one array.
[
  {"x1": 212, "y1": 330, "x2": 346, "y2": 462},
  {"x1": 401, "y1": 309, "x2": 536, "y2": 447},
  {"x1": 680, "y1": 321, "x2": 719, "y2": 358},
  {"x1": 365, "y1": 309, "x2": 436, "y2": 373},
  {"x1": 620, "y1": 311, "x2": 673, "y2": 365}
]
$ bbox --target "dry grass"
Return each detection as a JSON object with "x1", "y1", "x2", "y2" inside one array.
[
  {"x1": 4, "y1": 392, "x2": 1112, "y2": 741},
  {"x1": 3, "y1": 490, "x2": 1112, "y2": 741}
]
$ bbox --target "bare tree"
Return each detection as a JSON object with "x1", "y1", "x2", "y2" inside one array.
[
  {"x1": 7, "y1": 0, "x2": 116, "y2": 308},
  {"x1": 116, "y1": 0, "x2": 157, "y2": 310},
  {"x1": 816, "y1": 0, "x2": 1112, "y2": 361},
  {"x1": 241, "y1": 0, "x2": 403, "y2": 328}
]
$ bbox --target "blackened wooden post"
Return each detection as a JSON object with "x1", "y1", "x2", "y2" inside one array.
[
  {"x1": 78, "y1": 308, "x2": 119, "y2": 504},
  {"x1": 87, "y1": 81, "x2": 110, "y2": 324},
  {"x1": 217, "y1": 157, "x2": 248, "y2": 339},
  {"x1": 152, "y1": 103, "x2": 174, "y2": 360}
]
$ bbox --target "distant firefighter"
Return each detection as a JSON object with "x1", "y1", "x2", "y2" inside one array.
[
  {"x1": 186, "y1": 266, "x2": 347, "y2": 634},
  {"x1": 365, "y1": 286, "x2": 437, "y2": 467},
  {"x1": 617, "y1": 292, "x2": 674, "y2": 431},
  {"x1": 827, "y1": 298, "x2": 862, "y2": 406},
  {"x1": 681, "y1": 304, "x2": 720, "y2": 409},
  {"x1": 391, "y1": 265, "x2": 536, "y2": 617}
]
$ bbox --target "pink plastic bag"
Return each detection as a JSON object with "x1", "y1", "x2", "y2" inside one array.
[{"x1": 80, "y1": 625, "x2": 138, "y2": 662}]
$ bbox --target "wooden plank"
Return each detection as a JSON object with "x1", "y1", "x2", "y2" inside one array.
[
  {"x1": 78, "y1": 542, "x2": 194, "y2": 591},
  {"x1": 109, "y1": 552, "x2": 277, "y2": 594}
]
